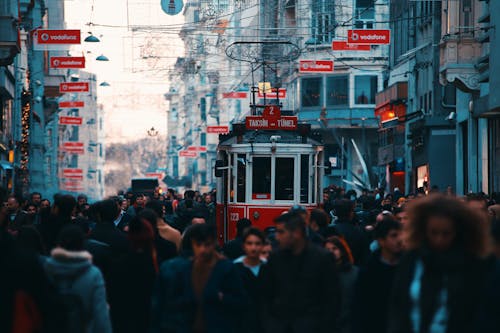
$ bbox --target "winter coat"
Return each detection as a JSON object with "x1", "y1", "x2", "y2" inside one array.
[
  {"x1": 337, "y1": 265, "x2": 359, "y2": 333},
  {"x1": 352, "y1": 250, "x2": 398, "y2": 333},
  {"x1": 43, "y1": 248, "x2": 112, "y2": 333},
  {"x1": 334, "y1": 220, "x2": 369, "y2": 265},
  {"x1": 259, "y1": 244, "x2": 341, "y2": 333},
  {"x1": 388, "y1": 249, "x2": 492, "y2": 333},
  {"x1": 151, "y1": 257, "x2": 247, "y2": 333},
  {"x1": 89, "y1": 221, "x2": 129, "y2": 254},
  {"x1": 222, "y1": 237, "x2": 244, "y2": 260}
]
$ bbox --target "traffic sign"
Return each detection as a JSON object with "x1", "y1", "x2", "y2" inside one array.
[
  {"x1": 59, "y1": 116, "x2": 83, "y2": 126},
  {"x1": 299, "y1": 60, "x2": 334, "y2": 73},
  {"x1": 347, "y1": 29, "x2": 391, "y2": 45},
  {"x1": 50, "y1": 56, "x2": 86, "y2": 69},
  {"x1": 59, "y1": 82, "x2": 89, "y2": 93},
  {"x1": 59, "y1": 101, "x2": 84, "y2": 108},
  {"x1": 207, "y1": 125, "x2": 229, "y2": 134},
  {"x1": 332, "y1": 40, "x2": 371, "y2": 51}
]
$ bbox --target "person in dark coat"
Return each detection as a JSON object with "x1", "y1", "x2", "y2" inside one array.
[
  {"x1": 222, "y1": 218, "x2": 251, "y2": 260},
  {"x1": 388, "y1": 195, "x2": 492, "y2": 333},
  {"x1": 324, "y1": 236, "x2": 359, "y2": 333},
  {"x1": 234, "y1": 227, "x2": 267, "y2": 333},
  {"x1": 107, "y1": 217, "x2": 157, "y2": 333},
  {"x1": 89, "y1": 199, "x2": 129, "y2": 254},
  {"x1": 152, "y1": 223, "x2": 247, "y2": 333},
  {"x1": 138, "y1": 208, "x2": 177, "y2": 264},
  {"x1": 331, "y1": 199, "x2": 369, "y2": 265},
  {"x1": 6, "y1": 195, "x2": 31, "y2": 232},
  {"x1": 352, "y1": 215, "x2": 403, "y2": 333},
  {"x1": 259, "y1": 212, "x2": 340, "y2": 333},
  {"x1": 37, "y1": 194, "x2": 77, "y2": 251}
]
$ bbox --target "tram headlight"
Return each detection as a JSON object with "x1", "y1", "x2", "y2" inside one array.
[{"x1": 270, "y1": 135, "x2": 281, "y2": 153}]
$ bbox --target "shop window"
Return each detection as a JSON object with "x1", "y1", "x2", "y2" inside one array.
[
  {"x1": 354, "y1": 75, "x2": 377, "y2": 105},
  {"x1": 252, "y1": 157, "x2": 271, "y2": 199},
  {"x1": 301, "y1": 77, "x2": 322, "y2": 107},
  {"x1": 326, "y1": 76, "x2": 348, "y2": 107},
  {"x1": 275, "y1": 158, "x2": 294, "y2": 200}
]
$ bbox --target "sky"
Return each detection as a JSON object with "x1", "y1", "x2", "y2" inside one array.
[{"x1": 64, "y1": 0, "x2": 185, "y2": 143}]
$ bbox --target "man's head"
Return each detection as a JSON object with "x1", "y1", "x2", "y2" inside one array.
[
  {"x1": 7, "y1": 195, "x2": 20, "y2": 213},
  {"x1": 58, "y1": 224, "x2": 85, "y2": 251},
  {"x1": 236, "y1": 218, "x2": 252, "y2": 238},
  {"x1": 26, "y1": 203, "x2": 37, "y2": 215},
  {"x1": 190, "y1": 223, "x2": 217, "y2": 261},
  {"x1": 242, "y1": 227, "x2": 265, "y2": 260},
  {"x1": 288, "y1": 205, "x2": 310, "y2": 225},
  {"x1": 332, "y1": 199, "x2": 354, "y2": 222},
  {"x1": 274, "y1": 212, "x2": 307, "y2": 251},
  {"x1": 77, "y1": 194, "x2": 88, "y2": 206},
  {"x1": 97, "y1": 199, "x2": 120, "y2": 222},
  {"x1": 466, "y1": 193, "x2": 488, "y2": 212},
  {"x1": 30, "y1": 192, "x2": 42, "y2": 206},
  {"x1": 204, "y1": 193, "x2": 212, "y2": 204},
  {"x1": 310, "y1": 209, "x2": 329, "y2": 232},
  {"x1": 53, "y1": 194, "x2": 77, "y2": 219},
  {"x1": 135, "y1": 194, "x2": 145, "y2": 207},
  {"x1": 374, "y1": 216, "x2": 403, "y2": 256},
  {"x1": 191, "y1": 214, "x2": 206, "y2": 225}
]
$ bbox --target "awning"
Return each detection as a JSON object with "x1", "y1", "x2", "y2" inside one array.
[{"x1": 0, "y1": 160, "x2": 13, "y2": 170}]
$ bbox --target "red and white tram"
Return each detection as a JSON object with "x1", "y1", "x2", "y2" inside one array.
[{"x1": 214, "y1": 106, "x2": 329, "y2": 243}]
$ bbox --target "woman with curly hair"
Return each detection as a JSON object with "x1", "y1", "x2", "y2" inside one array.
[
  {"x1": 324, "y1": 236, "x2": 358, "y2": 333},
  {"x1": 388, "y1": 195, "x2": 493, "y2": 333}
]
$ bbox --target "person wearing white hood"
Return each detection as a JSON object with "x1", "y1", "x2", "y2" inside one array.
[{"x1": 44, "y1": 224, "x2": 112, "y2": 333}]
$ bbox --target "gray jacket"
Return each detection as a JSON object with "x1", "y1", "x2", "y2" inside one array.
[{"x1": 44, "y1": 248, "x2": 112, "y2": 333}]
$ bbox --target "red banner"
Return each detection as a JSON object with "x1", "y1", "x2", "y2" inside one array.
[
  {"x1": 59, "y1": 116, "x2": 83, "y2": 126},
  {"x1": 59, "y1": 101, "x2": 84, "y2": 108},
  {"x1": 207, "y1": 125, "x2": 229, "y2": 134},
  {"x1": 187, "y1": 146, "x2": 207, "y2": 152},
  {"x1": 63, "y1": 168, "x2": 83, "y2": 180},
  {"x1": 36, "y1": 29, "x2": 81, "y2": 44},
  {"x1": 60, "y1": 142, "x2": 85, "y2": 154},
  {"x1": 145, "y1": 172, "x2": 164, "y2": 180},
  {"x1": 50, "y1": 56, "x2": 85, "y2": 68},
  {"x1": 179, "y1": 150, "x2": 197, "y2": 158},
  {"x1": 60, "y1": 82, "x2": 89, "y2": 93},
  {"x1": 347, "y1": 29, "x2": 391, "y2": 45},
  {"x1": 246, "y1": 116, "x2": 298, "y2": 130},
  {"x1": 299, "y1": 60, "x2": 334, "y2": 73},
  {"x1": 257, "y1": 88, "x2": 286, "y2": 99},
  {"x1": 222, "y1": 92, "x2": 248, "y2": 99},
  {"x1": 332, "y1": 40, "x2": 371, "y2": 51}
]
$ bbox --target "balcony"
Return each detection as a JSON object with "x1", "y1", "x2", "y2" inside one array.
[
  {"x1": 439, "y1": 34, "x2": 482, "y2": 92},
  {"x1": 0, "y1": 16, "x2": 20, "y2": 66}
]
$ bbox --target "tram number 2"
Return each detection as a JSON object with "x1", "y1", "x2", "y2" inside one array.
[{"x1": 230, "y1": 213, "x2": 240, "y2": 221}]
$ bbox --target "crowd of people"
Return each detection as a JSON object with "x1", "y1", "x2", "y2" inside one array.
[{"x1": 1, "y1": 186, "x2": 500, "y2": 333}]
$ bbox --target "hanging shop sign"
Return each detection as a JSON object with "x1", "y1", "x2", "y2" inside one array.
[
  {"x1": 257, "y1": 88, "x2": 286, "y2": 99},
  {"x1": 62, "y1": 168, "x2": 83, "y2": 180},
  {"x1": 35, "y1": 29, "x2": 81, "y2": 45},
  {"x1": 207, "y1": 125, "x2": 229, "y2": 134},
  {"x1": 332, "y1": 40, "x2": 371, "y2": 51},
  {"x1": 179, "y1": 150, "x2": 197, "y2": 158},
  {"x1": 299, "y1": 60, "x2": 334, "y2": 73},
  {"x1": 222, "y1": 92, "x2": 247, "y2": 99},
  {"x1": 50, "y1": 56, "x2": 86, "y2": 69},
  {"x1": 59, "y1": 116, "x2": 83, "y2": 126},
  {"x1": 59, "y1": 101, "x2": 84, "y2": 108},
  {"x1": 60, "y1": 142, "x2": 85, "y2": 154},
  {"x1": 187, "y1": 146, "x2": 207, "y2": 152},
  {"x1": 347, "y1": 29, "x2": 391, "y2": 45},
  {"x1": 59, "y1": 82, "x2": 89, "y2": 93}
]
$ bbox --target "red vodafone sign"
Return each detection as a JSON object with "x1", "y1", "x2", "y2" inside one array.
[
  {"x1": 60, "y1": 82, "x2": 89, "y2": 93},
  {"x1": 299, "y1": 60, "x2": 334, "y2": 73},
  {"x1": 59, "y1": 116, "x2": 83, "y2": 126},
  {"x1": 61, "y1": 142, "x2": 85, "y2": 154},
  {"x1": 257, "y1": 88, "x2": 286, "y2": 99},
  {"x1": 50, "y1": 56, "x2": 86, "y2": 69},
  {"x1": 179, "y1": 150, "x2": 197, "y2": 158},
  {"x1": 332, "y1": 40, "x2": 371, "y2": 51},
  {"x1": 187, "y1": 146, "x2": 207, "y2": 152},
  {"x1": 59, "y1": 101, "x2": 84, "y2": 108},
  {"x1": 36, "y1": 29, "x2": 81, "y2": 44},
  {"x1": 207, "y1": 125, "x2": 229, "y2": 134},
  {"x1": 347, "y1": 29, "x2": 391, "y2": 45},
  {"x1": 63, "y1": 168, "x2": 84, "y2": 180},
  {"x1": 246, "y1": 105, "x2": 298, "y2": 130},
  {"x1": 222, "y1": 92, "x2": 247, "y2": 99}
]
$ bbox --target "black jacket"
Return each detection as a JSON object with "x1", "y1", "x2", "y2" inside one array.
[
  {"x1": 222, "y1": 237, "x2": 244, "y2": 260},
  {"x1": 89, "y1": 221, "x2": 129, "y2": 254},
  {"x1": 352, "y1": 250, "x2": 398, "y2": 333},
  {"x1": 334, "y1": 220, "x2": 369, "y2": 265},
  {"x1": 259, "y1": 244, "x2": 340, "y2": 333},
  {"x1": 235, "y1": 261, "x2": 265, "y2": 333},
  {"x1": 388, "y1": 250, "x2": 492, "y2": 333}
]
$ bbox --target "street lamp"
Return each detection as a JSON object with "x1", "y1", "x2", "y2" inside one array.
[
  {"x1": 99, "y1": 81, "x2": 110, "y2": 87},
  {"x1": 147, "y1": 127, "x2": 159, "y2": 137},
  {"x1": 84, "y1": 33, "x2": 100, "y2": 43},
  {"x1": 96, "y1": 54, "x2": 109, "y2": 61}
]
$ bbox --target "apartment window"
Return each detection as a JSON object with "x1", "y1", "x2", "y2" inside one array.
[
  {"x1": 312, "y1": 1, "x2": 335, "y2": 44},
  {"x1": 69, "y1": 126, "x2": 79, "y2": 141},
  {"x1": 354, "y1": 76, "x2": 377, "y2": 105},
  {"x1": 355, "y1": 0, "x2": 375, "y2": 28},
  {"x1": 460, "y1": 0, "x2": 473, "y2": 34},
  {"x1": 69, "y1": 155, "x2": 78, "y2": 168},
  {"x1": 200, "y1": 97, "x2": 206, "y2": 122},
  {"x1": 99, "y1": 143, "x2": 103, "y2": 157},
  {"x1": 301, "y1": 77, "x2": 322, "y2": 107},
  {"x1": 326, "y1": 76, "x2": 348, "y2": 107},
  {"x1": 200, "y1": 133, "x2": 206, "y2": 146}
]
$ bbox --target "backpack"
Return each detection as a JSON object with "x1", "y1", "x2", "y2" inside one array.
[{"x1": 48, "y1": 272, "x2": 89, "y2": 333}]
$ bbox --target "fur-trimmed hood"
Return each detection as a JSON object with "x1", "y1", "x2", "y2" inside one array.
[{"x1": 44, "y1": 247, "x2": 93, "y2": 281}]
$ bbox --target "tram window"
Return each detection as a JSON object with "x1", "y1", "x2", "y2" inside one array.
[
  {"x1": 229, "y1": 154, "x2": 234, "y2": 202},
  {"x1": 252, "y1": 157, "x2": 271, "y2": 199},
  {"x1": 236, "y1": 154, "x2": 246, "y2": 202},
  {"x1": 275, "y1": 158, "x2": 294, "y2": 201},
  {"x1": 300, "y1": 155, "x2": 309, "y2": 203}
]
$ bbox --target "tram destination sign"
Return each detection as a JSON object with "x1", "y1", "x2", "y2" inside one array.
[{"x1": 246, "y1": 105, "x2": 298, "y2": 130}]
